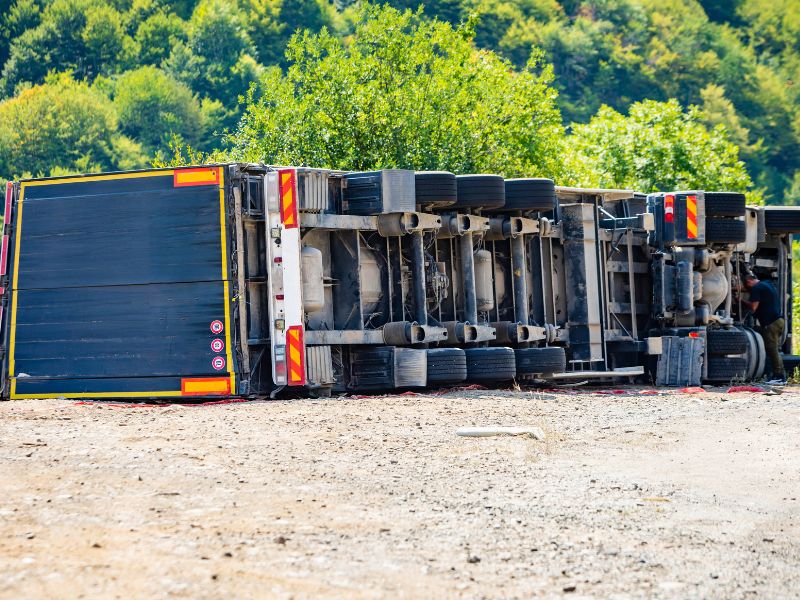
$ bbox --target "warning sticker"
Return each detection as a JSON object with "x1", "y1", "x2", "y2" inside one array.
[
  {"x1": 211, "y1": 356, "x2": 226, "y2": 371},
  {"x1": 211, "y1": 338, "x2": 224, "y2": 353},
  {"x1": 210, "y1": 320, "x2": 224, "y2": 334}
]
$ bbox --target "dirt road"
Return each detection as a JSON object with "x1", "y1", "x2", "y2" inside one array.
[{"x1": 1, "y1": 387, "x2": 798, "y2": 599}]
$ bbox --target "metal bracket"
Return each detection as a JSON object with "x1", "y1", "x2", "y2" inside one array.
[
  {"x1": 376, "y1": 212, "x2": 443, "y2": 237},
  {"x1": 442, "y1": 321, "x2": 496, "y2": 344},
  {"x1": 438, "y1": 214, "x2": 491, "y2": 238},
  {"x1": 491, "y1": 321, "x2": 547, "y2": 343},
  {"x1": 485, "y1": 216, "x2": 540, "y2": 240}
]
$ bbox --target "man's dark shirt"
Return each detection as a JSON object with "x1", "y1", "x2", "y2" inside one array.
[{"x1": 749, "y1": 281, "x2": 782, "y2": 326}]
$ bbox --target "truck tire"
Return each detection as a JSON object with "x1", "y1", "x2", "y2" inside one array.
[
  {"x1": 455, "y1": 175, "x2": 505, "y2": 210},
  {"x1": 415, "y1": 171, "x2": 457, "y2": 208},
  {"x1": 705, "y1": 218, "x2": 746, "y2": 244},
  {"x1": 705, "y1": 356, "x2": 747, "y2": 382},
  {"x1": 764, "y1": 207, "x2": 800, "y2": 234},
  {"x1": 704, "y1": 192, "x2": 746, "y2": 218},
  {"x1": 707, "y1": 328, "x2": 748, "y2": 355},
  {"x1": 502, "y1": 178, "x2": 556, "y2": 212},
  {"x1": 515, "y1": 346, "x2": 566, "y2": 375},
  {"x1": 426, "y1": 348, "x2": 468, "y2": 384},
  {"x1": 348, "y1": 347, "x2": 394, "y2": 391},
  {"x1": 465, "y1": 347, "x2": 516, "y2": 382},
  {"x1": 742, "y1": 328, "x2": 766, "y2": 381}
]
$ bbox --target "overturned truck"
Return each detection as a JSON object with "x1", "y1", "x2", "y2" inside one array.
[{"x1": 1, "y1": 164, "x2": 797, "y2": 400}]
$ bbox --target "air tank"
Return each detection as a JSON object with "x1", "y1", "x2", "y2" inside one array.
[
  {"x1": 301, "y1": 246, "x2": 325, "y2": 314},
  {"x1": 474, "y1": 249, "x2": 495, "y2": 312}
]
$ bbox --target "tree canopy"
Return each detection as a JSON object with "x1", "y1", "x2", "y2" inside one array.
[
  {"x1": 0, "y1": 73, "x2": 142, "y2": 178},
  {"x1": 0, "y1": 0, "x2": 797, "y2": 203},
  {"x1": 564, "y1": 99, "x2": 756, "y2": 198},
  {"x1": 225, "y1": 6, "x2": 564, "y2": 177}
]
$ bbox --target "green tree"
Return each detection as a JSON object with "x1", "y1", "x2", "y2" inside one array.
[
  {"x1": 386, "y1": 0, "x2": 465, "y2": 24},
  {"x1": 699, "y1": 0, "x2": 744, "y2": 24},
  {"x1": 83, "y1": 4, "x2": 132, "y2": 76},
  {"x1": 564, "y1": 98, "x2": 759, "y2": 199},
  {"x1": 114, "y1": 66, "x2": 208, "y2": 151},
  {"x1": 737, "y1": 0, "x2": 800, "y2": 59},
  {"x1": 163, "y1": 0, "x2": 261, "y2": 127},
  {"x1": 1, "y1": 0, "x2": 134, "y2": 95},
  {"x1": 134, "y1": 11, "x2": 187, "y2": 65},
  {"x1": 224, "y1": 4, "x2": 565, "y2": 177},
  {"x1": 0, "y1": 0, "x2": 41, "y2": 68},
  {"x1": 239, "y1": 0, "x2": 334, "y2": 66},
  {"x1": 0, "y1": 74, "x2": 144, "y2": 179}
]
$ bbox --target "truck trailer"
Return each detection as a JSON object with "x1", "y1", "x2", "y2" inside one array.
[{"x1": 1, "y1": 164, "x2": 798, "y2": 400}]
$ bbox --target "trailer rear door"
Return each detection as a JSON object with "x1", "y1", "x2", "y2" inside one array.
[{"x1": 3, "y1": 167, "x2": 236, "y2": 399}]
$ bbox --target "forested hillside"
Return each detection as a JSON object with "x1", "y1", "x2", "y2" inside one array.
[{"x1": 0, "y1": 0, "x2": 797, "y2": 202}]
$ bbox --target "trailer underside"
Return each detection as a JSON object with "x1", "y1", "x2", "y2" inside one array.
[{"x1": 1, "y1": 164, "x2": 796, "y2": 400}]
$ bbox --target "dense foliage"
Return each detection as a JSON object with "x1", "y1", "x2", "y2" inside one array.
[
  {"x1": 565, "y1": 99, "x2": 757, "y2": 197},
  {"x1": 226, "y1": 7, "x2": 565, "y2": 177},
  {"x1": 0, "y1": 0, "x2": 795, "y2": 202}
]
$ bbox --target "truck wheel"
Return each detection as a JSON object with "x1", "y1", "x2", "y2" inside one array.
[
  {"x1": 705, "y1": 218, "x2": 746, "y2": 244},
  {"x1": 706, "y1": 329, "x2": 748, "y2": 355},
  {"x1": 465, "y1": 347, "x2": 516, "y2": 382},
  {"x1": 515, "y1": 346, "x2": 566, "y2": 375},
  {"x1": 704, "y1": 192, "x2": 746, "y2": 218},
  {"x1": 415, "y1": 171, "x2": 457, "y2": 208},
  {"x1": 742, "y1": 328, "x2": 766, "y2": 380},
  {"x1": 455, "y1": 175, "x2": 505, "y2": 210},
  {"x1": 705, "y1": 356, "x2": 747, "y2": 382},
  {"x1": 348, "y1": 347, "x2": 394, "y2": 391},
  {"x1": 764, "y1": 207, "x2": 800, "y2": 234},
  {"x1": 426, "y1": 348, "x2": 468, "y2": 383},
  {"x1": 502, "y1": 178, "x2": 556, "y2": 212}
]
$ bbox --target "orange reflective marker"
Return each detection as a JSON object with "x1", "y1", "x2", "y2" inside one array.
[
  {"x1": 686, "y1": 194, "x2": 698, "y2": 239},
  {"x1": 286, "y1": 325, "x2": 305, "y2": 385},
  {"x1": 173, "y1": 167, "x2": 220, "y2": 187},
  {"x1": 278, "y1": 169, "x2": 298, "y2": 229},
  {"x1": 181, "y1": 377, "x2": 231, "y2": 396}
]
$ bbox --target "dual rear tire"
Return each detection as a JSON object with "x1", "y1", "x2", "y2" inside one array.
[
  {"x1": 515, "y1": 346, "x2": 566, "y2": 376},
  {"x1": 705, "y1": 328, "x2": 757, "y2": 383},
  {"x1": 464, "y1": 347, "x2": 516, "y2": 382},
  {"x1": 704, "y1": 192, "x2": 747, "y2": 245}
]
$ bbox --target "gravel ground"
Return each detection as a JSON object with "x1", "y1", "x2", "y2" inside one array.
[{"x1": 1, "y1": 385, "x2": 799, "y2": 599}]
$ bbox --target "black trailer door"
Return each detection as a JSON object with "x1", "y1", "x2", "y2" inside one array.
[{"x1": 5, "y1": 167, "x2": 236, "y2": 399}]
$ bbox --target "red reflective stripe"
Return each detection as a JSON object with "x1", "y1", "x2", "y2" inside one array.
[
  {"x1": 2, "y1": 183, "x2": 11, "y2": 278},
  {"x1": 686, "y1": 194, "x2": 698, "y2": 239},
  {"x1": 0, "y1": 235, "x2": 8, "y2": 277},
  {"x1": 4, "y1": 182, "x2": 11, "y2": 225},
  {"x1": 286, "y1": 325, "x2": 305, "y2": 386},
  {"x1": 278, "y1": 169, "x2": 298, "y2": 229}
]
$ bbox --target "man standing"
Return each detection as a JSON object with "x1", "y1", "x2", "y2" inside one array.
[{"x1": 741, "y1": 275, "x2": 786, "y2": 383}]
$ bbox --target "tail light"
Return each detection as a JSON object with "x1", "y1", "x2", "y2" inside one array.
[{"x1": 664, "y1": 194, "x2": 675, "y2": 224}]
